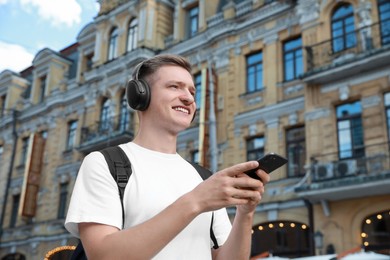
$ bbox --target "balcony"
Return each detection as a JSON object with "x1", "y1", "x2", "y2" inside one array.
[
  {"x1": 295, "y1": 142, "x2": 390, "y2": 202},
  {"x1": 302, "y1": 21, "x2": 390, "y2": 84},
  {"x1": 77, "y1": 114, "x2": 134, "y2": 154}
]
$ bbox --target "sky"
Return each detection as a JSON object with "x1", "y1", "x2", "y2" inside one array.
[{"x1": 0, "y1": 0, "x2": 100, "y2": 73}]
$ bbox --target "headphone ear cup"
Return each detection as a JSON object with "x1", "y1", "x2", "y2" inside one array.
[{"x1": 126, "y1": 79, "x2": 151, "y2": 111}]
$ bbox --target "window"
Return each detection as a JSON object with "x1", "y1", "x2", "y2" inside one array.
[
  {"x1": 100, "y1": 98, "x2": 110, "y2": 132},
  {"x1": 20, "y1": 136, "x2": 29, "y2": 166},
  {"x1": 57, "y1": 183, "x2": 69, "y2": 219},
  {"x1": 286, "y1": 127, "x2": 306, "y2": 177},
  {"x1": 86, "y1": 53, "x2": 94, "y2": 71},
  {"x1": 385, "y1": 93, "x2": 390, "y2": 142},
  {"x1": 332, "y1": 4, "x2": 356, "y2": 53},
  {"x1": 119, "y1": 93, "x2": 130, "y2": 131},
  {"x1": 187, "y1": 6, "x2": 199, "y2": 37},
  {"x1": 39, "y1": 75, "x2": 46, "y2": 102},
  {"x1": 10, "y1": 194, "x2": 20, "y2": 228},
  {"x1": 0, "y1": 94, "x2": 6, "y2": 117},
  {"x1": 252, "y1": 221, "x2": 310, "y2": 257},
  {"x1": 108, "y1": 27, "x2": 119, "y2": 60},
  {"x1": 336, "y1": 101, "x2": 364, "y2": 159},
  {"x1": 378, "y1": 0, "x2": 390, "y2": 45},
  {"x1": 127, "y1": 19, "x2": 138, "y2": 52},
  {"x1": 66, "y1": 120, "x2": 78, "y2": 150},
  {"x1": 246, "y1": 136, "x2": 264, "y2": 161},
  {"x1": 283, "y1": 37, "x2": 303, "y2": 81},
  {"x1": 246, "y1": 52, "x2": 263, "y2": 93},
  {"x1": 361, "y1": 210, "x2": 390, "y2": 254},
  {"x1": 194, "y1": 73, "x2": 202, "y2": 108}
]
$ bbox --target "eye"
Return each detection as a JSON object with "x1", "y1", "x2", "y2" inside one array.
[{"x1": 170, "y1": 85, "x2": 178, "y2": 89}]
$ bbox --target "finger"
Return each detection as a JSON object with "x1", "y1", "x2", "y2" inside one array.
[
  {"x1": 256, "y1": 169, "x2": 270, "y2": 184},
  {"x1": 219, "y1": 161, "x2": 259, "y2": 177},
  {"x1": 232, "y1": 187, "x2": 262, "y2": 200}
]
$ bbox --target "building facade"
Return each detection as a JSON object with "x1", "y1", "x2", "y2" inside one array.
[{"x1": 0, "y1": 0, "x2": 389, "y2": 259}]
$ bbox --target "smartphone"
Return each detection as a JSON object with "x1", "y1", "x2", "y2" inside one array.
[{"x1": 245, "y1": 153, "x2": 288, "y2": 180}]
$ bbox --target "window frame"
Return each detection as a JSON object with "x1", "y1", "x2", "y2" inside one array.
[
  {"x1": 66, "y1": 120, "x2": 78, "y2": 150},
  {"x1": 336, "y1": 101, "x2": 365, "y2": 159},
  {"x1": 187, "y1": 5, "x2": 199, "y2": 38},
  {"x1": 246, "y1": 136, "x2": 265, "y2": 161},
  {"x1": 108, "y1": 27, "x2": 119, "y2": 61},
  {"x1": 100, "y1": 98, "x2": 111, "y2": 132},
  {"x1": 57, "y1": 182, "x2": 69, "y2": 219},
  {"x1": 286, "y1": 126, "x2": 306, "y2": 177},
  {"x1": 127, "y1": 18, "x2": 138, "y2": 52},
  {"x1": 283, "y1": 37, "x2": 303, "y2": 82},
  {"x1": 246, "y1": 52, "x2": 263, "y2": 93},
  {"x1": 378, "y1": 0, "x2": 390, "y2": 45},
  {"x1": 331, "y1": 4, "x2": 357, "y2": 53},
  {"x1": 39, "y1": 75, "x2": 46, "y2": 103}
]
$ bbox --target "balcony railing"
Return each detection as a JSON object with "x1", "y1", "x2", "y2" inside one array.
[
  {"x1": 304, "y1": 21, "x2": 390, "y2": 75},
  {"x1": 295, "y1": 142, "x2": 390, "y2": 201},
  {"x1": 78, "y1": 114, "x2": 134, "y2": 153}
]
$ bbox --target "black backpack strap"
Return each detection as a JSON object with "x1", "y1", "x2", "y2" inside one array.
[
  {"x1": 70, "y1": 241, "x2": 87, "y2": 260},
  {"x1": 100, "y1": 146, "x2": 132, "y2": 229},
  {"x1": 188, "y1": 162, "x2": 219, "y2": 249}
]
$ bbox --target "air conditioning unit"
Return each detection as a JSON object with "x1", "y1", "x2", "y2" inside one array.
[
  {"x1": 313, "y1": 163, "x2": 334, "y2": 181},
  {"x1": 336, "y1": 159, "x2": 357, "y2": 177}
]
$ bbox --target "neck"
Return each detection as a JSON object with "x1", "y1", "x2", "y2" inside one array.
[{"x1": 132, "y1": 123, "x2": 178, "y2": 154}]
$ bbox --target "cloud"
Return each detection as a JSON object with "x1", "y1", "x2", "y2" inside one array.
[
  {"x1": 20, "y1": 0, "x2": 82, "y2": 27},
  {"x1": 0, "y1": 41, "x2": 34, "y2": 72}
]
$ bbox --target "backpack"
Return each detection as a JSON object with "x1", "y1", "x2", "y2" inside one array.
[{"x1": 71, "y1": 146, "x2": 218, "y2": 260}]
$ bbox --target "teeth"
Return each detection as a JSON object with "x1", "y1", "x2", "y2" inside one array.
[{"x1": 174, "y1": 107, "x2": 189, "y2": 114}]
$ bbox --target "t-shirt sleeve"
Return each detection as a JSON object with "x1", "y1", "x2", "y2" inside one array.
[
  {"x1": 64, "y1": 151, "x2": 123, "y2": 238},
  {"x1": 211, "y1": 208, "x2": 232, "y2": 248}
]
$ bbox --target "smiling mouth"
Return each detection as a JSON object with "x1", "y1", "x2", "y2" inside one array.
[{"x1": 173, "y1": 106, "x2": 190, "y2": 114}]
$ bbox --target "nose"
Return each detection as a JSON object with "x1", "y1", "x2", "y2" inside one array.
[{"x1": 180, "y1": 89, "x2": 195, "y2": 105}]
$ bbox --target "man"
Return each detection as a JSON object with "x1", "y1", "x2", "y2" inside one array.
[{"x1": 65, "y1": 54, "x2": 270, "y2": 259}]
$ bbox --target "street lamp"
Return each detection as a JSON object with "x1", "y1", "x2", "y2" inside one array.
[{"x1": 314, "y1": 231, "x2": 324, "y2": 255}]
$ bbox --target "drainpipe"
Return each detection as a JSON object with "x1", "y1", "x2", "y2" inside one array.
[
  {"x1": 0, "y1": 109, "x2": 18, "y2": 243},
  {"x1": 304, "y1": 199, "x2": 315, "y2": 256}
]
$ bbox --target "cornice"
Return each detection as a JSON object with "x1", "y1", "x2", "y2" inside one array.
[{"x1": 234, "y1": 96, "x2": 305, "y2": 130}]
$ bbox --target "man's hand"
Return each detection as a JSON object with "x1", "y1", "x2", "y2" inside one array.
[{"x1": 190, "y1": 161, "x2": 270, "y2": 214}]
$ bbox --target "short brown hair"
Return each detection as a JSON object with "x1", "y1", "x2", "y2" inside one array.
[{"x1": 132, "y1": 54, "x2": 192, "y2": 82}]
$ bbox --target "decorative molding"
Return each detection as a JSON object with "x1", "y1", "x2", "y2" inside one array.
[
  {"x1": 234, "y1": 96, "x2": 304, "y2": 130},
  {"x1": 305, "y1": 107, "x2": 331, "y2": 121},
  {"x1": 362, "y1": 95, "x2": 381, "y2": 109}
]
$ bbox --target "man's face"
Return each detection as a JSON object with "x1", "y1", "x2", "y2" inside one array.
[{"x1": 145, "y1": 65, "x2": 196, "y2": 131}]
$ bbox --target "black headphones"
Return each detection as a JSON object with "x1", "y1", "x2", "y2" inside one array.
[{"x1": 126, "y1": 61, "x2": 151, "y2": 111}]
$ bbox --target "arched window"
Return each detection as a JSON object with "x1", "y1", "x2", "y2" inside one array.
[
  {"x1": 100, "y1": 98, "x2": 110, "y2": 132},
  {"x1": 108, "y1": 27, "x2": 118, "y2": 60},
  {"x1": 251, "y1": 221, "x2": 310, "y2": 258},
  {"x1": 119, "y1": 93, "x2": 130, "y2": 131},
  {"x1": 127, "y1": 19, "x2": 138, "y2": 52},
  {"x1": 332, "y1": 4, "x2": 356, "y2": 53},
  {"x1": 361, "y1": 209, "x2": 390, "y2": 254}
]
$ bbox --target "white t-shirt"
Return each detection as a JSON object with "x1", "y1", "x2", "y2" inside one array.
[{"x1": 65, "y1": 142, "x2": 232, "y2": 259}]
